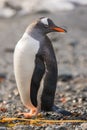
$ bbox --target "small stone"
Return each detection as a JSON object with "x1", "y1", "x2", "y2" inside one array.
[
  {"x1": 0, "y1": 127, "x2": 7, "y2": 130},
  {"x1": 7, "y1": 128, "x2": 12, "y2": 130},
  {"x1": 58, "y1": 74, "x2": 73, "y2": 82},
  {"x1": 45, "y1": 126, "x2": 53, "y2": 130},
  {"x1": 78, "y1": 98, "x2": 82, "y2": 103},
  {"x1": 13, "y1": 125, "x2": 32, "y2": 130},
  {"x1": 75, "y1": 126, "x2": 82, "y2": 130},
  {"x1": 0, "y1": 73, "x2": 6, "y2": 82},
  {"x1": 13, "y1": 89, "x2": 19, "y2": 96},
  {"x1": 81, "y1": 123, "x2": 87, "y2": 130},
  {"x1": 34, "y1": 126, "x2": 44, "y2": 130},
  {"x1": 55, "y1": 126, "x2": 68, "y2": 130},
  {"x1": 8, "y1": 94, "x2": 12, "y2": 98},
  {"x1": 55, "y1": 126, "x2": 59, "y2": 130}
]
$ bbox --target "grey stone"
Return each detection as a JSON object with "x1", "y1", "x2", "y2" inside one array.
[
  {"x1": 45, "y1": 126, "x2": 54, "y2": 130},
  {"x1": 13, "y1": 125, "x2": 32, "y2": 130},
  {"x1": 75, "y1": 126, "x2": 82, "y2": 130},
  {"x1": 55, "y1": 126, "x2": 68, "y2": 130},
  {"x1": 0, "y1": 127, "x2": 7, "y2": 130},
  {"x1": 81, "y1": 123, "x2": 87, "y2": 130}
]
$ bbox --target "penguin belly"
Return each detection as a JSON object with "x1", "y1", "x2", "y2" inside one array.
[{"x1": 14, "y1": 33, "x2": 39, "y2": 110}]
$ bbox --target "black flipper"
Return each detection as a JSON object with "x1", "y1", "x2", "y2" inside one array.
[
  {"x1": 30, "y1": 55, "x2": 45, "y2": 107},
  {"x1": 41, "y1": 39, "x2": 58, "y2": 111}
]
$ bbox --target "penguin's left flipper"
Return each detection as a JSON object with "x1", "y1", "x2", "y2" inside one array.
[{"x1": 51, "y1": 105, "x2": 72, "y2": 116}]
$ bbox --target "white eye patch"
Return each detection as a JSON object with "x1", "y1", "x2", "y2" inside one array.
[{"x1": 41, "y1": 18, "x2": 48, "y2": 25}]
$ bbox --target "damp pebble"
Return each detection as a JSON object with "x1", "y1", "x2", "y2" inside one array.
[
  {"x1": 45, "y1": 126, "x2": 53, "y2": 130},
  {"x1": 55, "y1": 126, "x2": 68, "y2": 130},
  {"x1": 75, "y1": 126, "x2": 82, "y2": 130},
  {"x1": 81, "y1": 123, "x2": 87, "y2": 130},
  {"x1": 0, "y1": 127, "x2": 7, "y2": 130},
  {"x1": 13, "y1": 125, "x2": 32, "y2": 130}
]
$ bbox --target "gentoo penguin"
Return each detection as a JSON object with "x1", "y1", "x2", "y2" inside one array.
[{"x1": 14, "y1": 17, "x2": 71, "y2": 118}]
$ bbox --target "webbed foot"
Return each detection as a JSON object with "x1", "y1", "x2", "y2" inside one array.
[
  {"x1": 51, "y1": 105, "x2": 71, "y2": 116},
  {"x1": 18, "y1": 108, "x2": 38, "y2": 118}
]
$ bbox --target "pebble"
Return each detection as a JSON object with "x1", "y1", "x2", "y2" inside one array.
[
  {"x1": 13, "y1": 125, "x2": 32, "y2": 130},
  {"x1": 0, "y1": 73, "x2": 6, "y2": 82},
  {"x1": 55, "y1": 126, "x2": 68, "y2": 130},
  {"x1": 58, "y1": 74, "x2": 73, "y2": 82},
  {"x1": 13, "y1": 89, "x2": 19, "y2": 96},
  {"x1": 75, "y1": 126, "x2": 82, "y2": 130},
  {"x1": 0, "y1": 127, "x2": 7, "y2": 130},
  {"x1": 45, "y1": 126, "x2": 53, "y2": 130},
  {"x1": 81, "y1": 123, "x2": 87, "y2": 130}
]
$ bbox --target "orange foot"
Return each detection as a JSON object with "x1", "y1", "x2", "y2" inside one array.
[{"x1": 18, "y1": 108, "x2": 38, "y2": 118}]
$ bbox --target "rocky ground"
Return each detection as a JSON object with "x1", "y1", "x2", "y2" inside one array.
[{"x1": 0, "y1": 5, "x2": 87, "y2": 130}]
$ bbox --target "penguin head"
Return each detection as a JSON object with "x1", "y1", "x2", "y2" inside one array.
[{"x1": 36, "y1": 17, "x2": 67, "y2": 34}]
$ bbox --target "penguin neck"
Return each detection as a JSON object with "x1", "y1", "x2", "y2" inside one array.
[{"x1": 26, "y1": 26, "x2": 46, "y2": 41}]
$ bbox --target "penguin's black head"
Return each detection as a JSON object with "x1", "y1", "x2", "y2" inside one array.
[{"x1": 36, "y1": 17, "x2": 67, "y2": 34}]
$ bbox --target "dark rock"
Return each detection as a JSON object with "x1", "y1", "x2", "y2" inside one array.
[
  {"x1": 58, "y1": 74, "x2": 73, "y2": 82},
  {"x1": 0, "y1": 73, "x2": 6, "y2": 82},
  {"x1": 55, "y1": 126, "x2": 68, "y2": 130}
]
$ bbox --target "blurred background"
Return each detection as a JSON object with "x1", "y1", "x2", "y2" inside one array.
[
  {"x1": 0, "y1": 0, "x2": 87, "y2": 121},
  {"x1": 0, "y1": 0, "x2": 87, "y2": 76}
]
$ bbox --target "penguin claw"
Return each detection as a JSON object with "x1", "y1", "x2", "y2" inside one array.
[{"x1": 51, "y1": 105, "x2": 72, "y2": 116}]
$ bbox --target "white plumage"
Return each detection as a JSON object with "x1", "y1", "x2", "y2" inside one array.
[
  {"x1": 41, "y1": 17, "x2": 48, "y2": 25},
  {"x1": 14, "y1": 32, "x2": 40, "y2": 110}
]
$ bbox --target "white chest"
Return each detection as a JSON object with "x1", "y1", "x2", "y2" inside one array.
[
  {"x1": 14, "y1": 33, "x2": 40, "y2": 76},
  {"x1": 14, "y1": 33, "x2": 40, "y2": 108},
  {"x1": 15, "y1": 33, "x2": 39, "y2": 58}
]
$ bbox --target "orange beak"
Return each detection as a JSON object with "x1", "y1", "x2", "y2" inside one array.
[{"x1": 51, "y1": 27, "x2": 67, "y2": 32}]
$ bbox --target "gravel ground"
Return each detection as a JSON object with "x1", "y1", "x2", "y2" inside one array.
[{"x1": 0, "y1": 5, "x2": 87, "y2": 129}]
